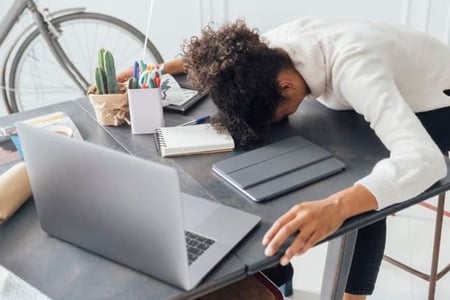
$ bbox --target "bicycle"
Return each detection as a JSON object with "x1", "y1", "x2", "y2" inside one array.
[{"x1": 0, "y1": 0, "x2": 164, "y2": 114}]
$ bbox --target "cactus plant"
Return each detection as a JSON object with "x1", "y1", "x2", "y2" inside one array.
[
  {"x1": 95, "y1": 67, "x2": 106, "y2": 94},
  {"x1": 98, "y1": 48, "x2": 106, "y2": 71},
  {"x1": 94, "y1": 48, "x2": 119, "y2": 94}
]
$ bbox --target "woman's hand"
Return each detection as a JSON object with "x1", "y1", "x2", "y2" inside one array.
[
  {"x1": 116, "y1": 67, "x2": 133, "y2": 83},
  {"x1": 262, "y1": 197, "x2": 345, "y2": 265},
  {"x1": 116, "y1": 58, "x2": 186, "y2": 83},
  {"x1": 262, "y1": 184, "x2": 378, "y2": 266}
]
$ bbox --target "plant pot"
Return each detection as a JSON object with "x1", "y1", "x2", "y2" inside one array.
[{"x1": 87, "y1": 83, "x2": 129, "y2": 126}]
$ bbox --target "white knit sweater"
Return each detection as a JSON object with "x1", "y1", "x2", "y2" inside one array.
[{"x1": 263, "y1": 17, "x2": 449, "y2": 209}]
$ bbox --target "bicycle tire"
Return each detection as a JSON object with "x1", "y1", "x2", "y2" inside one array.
[{"x1": 7, "y1": 11, "x2": 164, "y2": 112}]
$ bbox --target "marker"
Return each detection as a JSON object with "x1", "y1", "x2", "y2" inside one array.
[
  {"x1": 133, "y1": 61, "x2": 139, "y2": 80},
  {"x1": 178, "y1": 115, "x2": 210, "y2": 126}
]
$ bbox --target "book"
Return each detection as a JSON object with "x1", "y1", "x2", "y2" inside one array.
[
  {"x1": 0, "y1": 112, "x2": 82, "y2": 163},
  {"x1": 0, "y1": 112, "x2": 83, "y2": 223},
  {"x1": 0, "y1": 136, "x2": 21, "y2": 165},
  {"x1": 154, "y1": 124, "x2": 235, "y2": 157},
  {"x1": 160, "y1": 74, "x2": 207, "y2": 113}
]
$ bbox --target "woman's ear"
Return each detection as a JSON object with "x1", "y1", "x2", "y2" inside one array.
[{"x1": 278, "y1": 80, "x2": 296, "y2": 97}]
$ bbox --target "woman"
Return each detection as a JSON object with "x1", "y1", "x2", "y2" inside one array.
[{"x1": 120, "y1": 17, "x2": 450, "y2": 299}]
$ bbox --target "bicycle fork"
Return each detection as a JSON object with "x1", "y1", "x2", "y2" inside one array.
[{"x1": 26, "y1": 1, "x2": 90, "y2": 93}]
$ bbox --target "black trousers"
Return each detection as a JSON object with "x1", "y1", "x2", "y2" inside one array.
[{"x1": 345, "y1": 106, "x2": 450, "y2": 294}]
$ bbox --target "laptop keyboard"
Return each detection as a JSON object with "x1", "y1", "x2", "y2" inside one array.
[{"x1": 185, "y1": 230, "x2": 216, "y2": 265}]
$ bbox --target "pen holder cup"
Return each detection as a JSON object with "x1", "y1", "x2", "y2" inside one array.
[{"x1": 128, "y1": 88, "x2": 165, "y2": 134}]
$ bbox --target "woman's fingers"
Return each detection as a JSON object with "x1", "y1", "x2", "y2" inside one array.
[
  {"x1": 293, "y1": 230, "x2": 322, "y2": 256},
  {"x1": 279, "y1": 227, "x2": 315, "y2": 265},
  {"x1": 262, "y1": 206, "x2": 298, "y2": 247},
  {"x1": 262, "y1": 187, "x2": 371, "y2": 265},
  {"x1": 262, "y1": 198, "x2": 345, "y2": 265},
  {"x1": 116, "y1": 67, "x2": 134, "y2": 83},
  {"x1": 263, "y1": 206, "x2": 306, "y2": 257}
]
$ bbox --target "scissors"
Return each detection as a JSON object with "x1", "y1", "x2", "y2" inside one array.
[{"x1": 138, "y1": 68, "x2": 163, "y2": 88}]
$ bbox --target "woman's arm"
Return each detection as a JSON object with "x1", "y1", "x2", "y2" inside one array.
[
  {"x1": 334, "y1": 54, "x2": 446, "y2": 209},
  {"x1": 263, "y1": 53, "x2": 447, "y2": 266},
  {"x1": 117, "y1": 57, "x2": 185, "y2": 83},
  {"x1": 162, "y1": 57, "x2": 186, "y2": 75}
]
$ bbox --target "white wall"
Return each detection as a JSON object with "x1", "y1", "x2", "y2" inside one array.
[{"x1": 2, "y1": 0, "x2": 450, "y2": 68}]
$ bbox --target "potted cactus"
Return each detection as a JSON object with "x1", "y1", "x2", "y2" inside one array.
[{"x1": 87, "y1": 48, "x2": 129, "y2": 126}]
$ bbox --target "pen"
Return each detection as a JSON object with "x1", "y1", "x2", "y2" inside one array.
[
  {"x1": 178, "y1": 115, "x2": 210, "y2": 126},
  {"x1": 133, "y1": 61, "x2": 140, "y2": 80}
]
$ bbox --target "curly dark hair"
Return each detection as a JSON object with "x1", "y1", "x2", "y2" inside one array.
[{"x1": 182, "y1": 20, "x2": 293, "y2": 148}]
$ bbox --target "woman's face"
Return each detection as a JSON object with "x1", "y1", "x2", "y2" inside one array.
[
  {"x1": 272, "y1": 96, "x2": 303, "y2": 122},
  {"x1": 272, "y1": 69, "x2": 310, "y2": 122}
]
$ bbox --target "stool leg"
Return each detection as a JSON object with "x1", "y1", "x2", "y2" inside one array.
[
  {"x1": 428, "y1": 192, "x2": 445, "y2": 300},
  {"x1": 280, "y1": 279, "x2": 293, "y2": 297}
]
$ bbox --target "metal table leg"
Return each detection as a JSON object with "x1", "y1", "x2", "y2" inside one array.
[{"x1": 320, "y1": 230, "x2": 358, "y2": 300}]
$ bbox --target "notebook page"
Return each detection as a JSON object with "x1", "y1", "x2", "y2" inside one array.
[{"x1": 155, "y1": 124, "x2": 234, "y2": 157}]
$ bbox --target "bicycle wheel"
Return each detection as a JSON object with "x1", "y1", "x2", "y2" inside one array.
[{"x1": 7, "y1": 12, "x2": 164, "y2": 112}]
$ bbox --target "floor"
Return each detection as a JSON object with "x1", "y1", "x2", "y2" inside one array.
[{"x1": 287, "y1": 194, "x2": 450, "y2": 300}]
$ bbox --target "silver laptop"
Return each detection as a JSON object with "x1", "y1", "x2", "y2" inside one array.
[{"x1": 17, "y1": 123, "x2": 260, "y2": 290}]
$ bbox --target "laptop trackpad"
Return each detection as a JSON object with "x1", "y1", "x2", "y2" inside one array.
[{"x1": 181, "y1": 193, "x2": 220, "y2": 229}]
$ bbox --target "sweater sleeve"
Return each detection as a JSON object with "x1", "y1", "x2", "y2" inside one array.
[{"x1": 333, "y1": 54, "x2": 447, "y2": 209}]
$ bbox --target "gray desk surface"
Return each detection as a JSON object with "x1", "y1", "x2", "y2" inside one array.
[
  {"x1": 76, "y1": 95, "x2": 450, "y2": 271},
  {"x1": 1, "y1": 96, "x2": 450, "y2": 300},
  {"x1": 0, "y1": 101, "x2": 246, "y2": 300}
]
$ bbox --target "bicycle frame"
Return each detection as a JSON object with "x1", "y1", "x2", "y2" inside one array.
[
  {"x1": 1, "y1": 0, "x2": 90, "y2": 113},
  {"x1": 0, "y1": 0, "x2": 86, "y2": 52},
  {"x1": 0, "y1": 0, "x2": 28, "y2": 47},
  {"x1": 1, "y1": 0, "x2": 164, "y2": 114}
]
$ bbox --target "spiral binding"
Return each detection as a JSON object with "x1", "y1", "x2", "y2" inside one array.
[{"x1": 153, "y1": 128, "x2": 167, "y2": 156}]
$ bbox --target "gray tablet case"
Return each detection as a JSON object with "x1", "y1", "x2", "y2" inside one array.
[{"x1": 212, "y1": 136, "x2": 346, "y2": 202}]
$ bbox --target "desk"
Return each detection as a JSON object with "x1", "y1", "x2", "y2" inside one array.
[
  {"x1": 0, "y1": 101, "x2": 246, "y2": 300},
  {"x1": 1, "y1": 97, "x2": 450, "y2": 300}
]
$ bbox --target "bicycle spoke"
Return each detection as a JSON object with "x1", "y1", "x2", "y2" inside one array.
[{"x1": 8, "y1": 12, "x2": 163, "y2": 112}]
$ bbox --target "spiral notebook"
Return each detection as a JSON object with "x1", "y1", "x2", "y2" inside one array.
[{"x1": 154, "y1": 124, "x2": 235, "y2": 157}]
